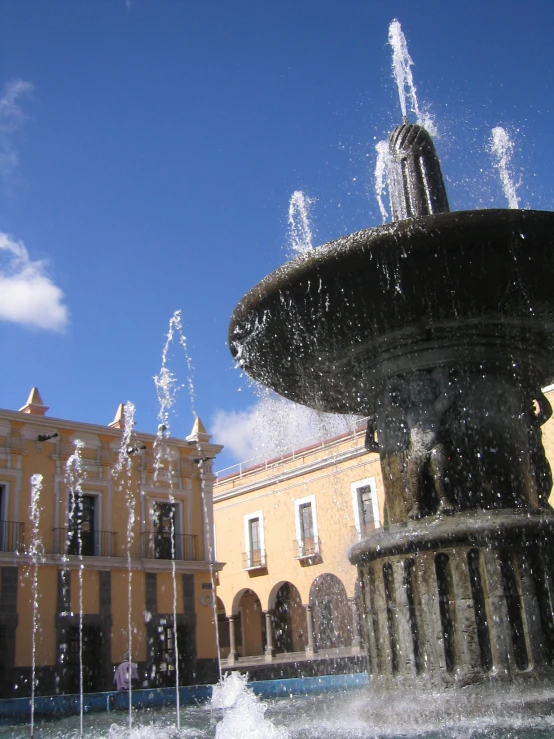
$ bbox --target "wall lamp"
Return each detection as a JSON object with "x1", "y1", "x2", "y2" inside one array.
[
  {"x1": 127, "y1": 445, "x2": 147, "y2": 455},
  {"x1": 37, "y1": 432, "x2": 59, "y2": 443}
]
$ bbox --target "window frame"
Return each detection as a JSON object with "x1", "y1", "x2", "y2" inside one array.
[
  {"x1": 294, "y1": 494, "x2": 319, "y2": 557},
  {"x1": 351, "y1": 477, "x2": 380, "y2": 540},
  {"x1": 66, "y1": 489, "x2": 102, "y2": 556},
  {"x1": 149, "y1": 498, "x2": 183, "y2": 559},
  {"x1": 243, "y1": 510, "x2": 265, "y2": 569}
]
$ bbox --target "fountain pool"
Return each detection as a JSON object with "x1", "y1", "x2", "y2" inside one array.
[{"x1": 4, "y1": 675, "x2": 554, "y2": 739}]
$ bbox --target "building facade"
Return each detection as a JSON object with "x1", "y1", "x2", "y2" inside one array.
[
  {"x1": 0, "y1": 388, "x2": 223, "y2": 697},
  {"x1": 214, "y1": 387, "x2": 554, "y2": 675},
  {"x1": 213, "y1": 418, "x2": 385, "y2": 672}
]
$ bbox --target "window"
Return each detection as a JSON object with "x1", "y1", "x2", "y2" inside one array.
[
  {"x1": 67, "y1": 493, "x2": 97, "y2": 556},
  {"x1": 153, "y1": 502, "x2": 177, "y2": 560},
  {"x1": 294, "y1": 495, "x2": 319, "y2": 558},
  {"x1": 243, "y1": 511, "x2": 265, "y2": 569},
  {"x1": 351, "y1": 477, "x2": 380, "y2": 540},
  {"x1": 0, "y1": 484, "x2": 19, "y2": 552},
  {"x1": 249, "y1": 518, "x2": 261, "y2": 565},
  {"x1": 0, "y1": 484, "x2": 5, "y2": 551},
  {"x1": 359, "y1": 486, "x2": 375, "y2": 534},
  {"x1": 156, "y1": 618, "x2": 176, "y2": 685},
  {"x1": 300, "y1": 503, "x2": 314, "y2": 549},
  {"x1": 65, "y1": 625, "x2": 103, "y2": 692},
  {"x1": 143, "y1": 500, "x2": 192, "y2": 561}
]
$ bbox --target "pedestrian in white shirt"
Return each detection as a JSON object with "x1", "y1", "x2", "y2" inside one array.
[{"x1": 114, "y1": 652, "x2": 138, "y2": 691}]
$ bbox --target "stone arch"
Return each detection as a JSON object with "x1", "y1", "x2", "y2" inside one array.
[
  {"x1": 231, "y1": 588, "x2": 264, "y2": 658},
  {"x1": 267, "y1": 580, "x2": 290, "y2": 612},
  {"x1": 309, "y1": 573, "x2": 352, "y2": 649},
  {"x1": 269, "y1": 581, "x2": 307, "y2": 654},
  {"x1": 231, "y1": 588, "x2": 252, "y2": 616},
  {"x1": 216, "y1": 596, "x2": 226, "y2": 616}
]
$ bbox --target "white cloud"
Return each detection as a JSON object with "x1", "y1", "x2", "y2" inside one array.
[
  {"x1": 212, "y1": 391, "x2": 359, "y2": 466},
  {"x1": 0, "y1": 232, "x2": 69, "y2": 331},
  {"x1": 0, "y1": 79, "x2": 34, "y2": 182}
]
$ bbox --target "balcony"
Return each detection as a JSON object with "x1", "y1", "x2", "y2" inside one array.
[
  {"x1": 0, "y1": 521, "x2": 25, "y2": 553},
  {"x1": 293, "y1": 536, "x2": 321, "y2": 561},
  {"x1": 52, "y1": 528, "x2": 118, "y2": 557},
  {"x1": 141, "y1": 531, "x2": 200, "y2": 561},
  {"x1": 242, "y1": 549, "x2": 267, "y2": 570}
]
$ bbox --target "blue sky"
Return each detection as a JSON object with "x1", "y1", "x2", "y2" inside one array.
[{"x1": 1, "y1": 0, "x2": 553, "y2": 470}]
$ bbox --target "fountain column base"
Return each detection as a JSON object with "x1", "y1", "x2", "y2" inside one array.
[{"x1": 350, "y1": 510, "x2": 554, "y2": 690}]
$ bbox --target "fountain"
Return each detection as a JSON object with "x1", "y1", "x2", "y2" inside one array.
[
  {"x1": 6, "y1": 19, "x2": 554, "y2": 739},
  {"x1": 228, "y1": 23, "x2": 554, "y2": 713}
]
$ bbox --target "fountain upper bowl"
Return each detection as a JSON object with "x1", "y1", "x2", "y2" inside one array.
[{"x1": 229, "y1": 209, "x2": 554, "y2": 415}]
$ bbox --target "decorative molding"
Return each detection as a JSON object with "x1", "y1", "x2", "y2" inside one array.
[{"x1": 0, "y1": 551, "x2": 225, "y2": 573}]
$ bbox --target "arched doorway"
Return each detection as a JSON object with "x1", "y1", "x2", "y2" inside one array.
[
  {"x1": 270, "y1": 582, "x2": 306, "y2": 654},
  {"x1": 310, "y1": 573, "x2": 351, "y2": 649},
  {"x1": 232, "y1": 588, "x2": 264, "y2": 657}
]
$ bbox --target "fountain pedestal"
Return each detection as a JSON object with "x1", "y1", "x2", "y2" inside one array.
[{"x1": 352, "y1": 510, "x2": 554, "y2": 689}]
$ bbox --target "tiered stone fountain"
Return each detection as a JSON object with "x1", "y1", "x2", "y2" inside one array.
[{"x1": 229, "y1": 120, "x2": 554, "y2": 694}]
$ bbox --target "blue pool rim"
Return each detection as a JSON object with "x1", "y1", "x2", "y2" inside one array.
[{"x1": 0, "y1": 672, "x2": 368, "y2": 722}]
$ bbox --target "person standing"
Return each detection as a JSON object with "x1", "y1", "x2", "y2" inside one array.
[{"x1": 114, "y1": 652, "x2": 138, "y2": 691}]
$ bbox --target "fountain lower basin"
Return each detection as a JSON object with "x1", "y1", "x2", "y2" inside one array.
[{"x1": 4, "y1": 679, "x2": 554, "y2": 738}]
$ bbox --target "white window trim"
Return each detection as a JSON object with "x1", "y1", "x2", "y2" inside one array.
[
  {"x1": 351, "y1": 477, "x2": 380, "y2": 539},
  {"x1": 243, "y1": 510, "x2": 265, "y2": 569},
  {"x1": 294, "y1": 494, "x2": 319, "y2": 547}
]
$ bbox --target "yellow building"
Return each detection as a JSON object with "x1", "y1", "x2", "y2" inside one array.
[
  {"x1": 214, "y1": 386, "x2": 554, "y2": 675},
  {"x1": 5, "y1": 382, "x2": 554, "y2": 694},
  {"x1": 213, "y1": 418, "x2": 384, "y2": 673},
  {"x1": 0, "y1": 389, "x2": 223, "y2": 697}
]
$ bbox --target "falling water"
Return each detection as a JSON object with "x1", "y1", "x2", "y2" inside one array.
[
  {"x1": 156, "y1": 312, "x2": 223, "y2": 683},
  {"x1": 287, "y1": 190, "x2": 315, "y2": 256},
  {"x1": 160, "y1": 308, "x2": 197, "y2": 418},
  {"x1": 154, "y1": 319, "x2": 183, "y2": 728},
  {"x1": 388, "y1": 19, "x2": 420, "y2": 123},
  {"x1": 374, "y1": 140, "x2": 391, "y2": 222},
  {"x1": 490, "y1": 126, "x2": 520, "y2": 209},
  {"x1": 113, "y1": 402, "x2": 136, "y2": 732},
  {"x1": 64, "y1": 440, "x2": 86, "y2": 739},
  {"x1": 212, "y1": 672, "x2": 290, "y2": 738},
  {"x1": 388, "y1": 19, "x2": 436, "y2": 134},
  {"x1": 198, "y1": 456, "x2": 223, "y2": 683},
  {"x1": 29, "y1": 473, "x2": 43, "y2": 739}
]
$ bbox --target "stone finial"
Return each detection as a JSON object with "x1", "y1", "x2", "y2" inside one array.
[
  {"x1": 19, "y1": 387, "x2": 49, "y2": 416},
  {"x1": 388, "y1": 123, "x2": 450, "y2": 221},
  {"x1": 186, "y1": 416, "x2": 211, "y2": 444},
  {"x1": 109, "y1": 403, "x2": 126, "y2": 430}
]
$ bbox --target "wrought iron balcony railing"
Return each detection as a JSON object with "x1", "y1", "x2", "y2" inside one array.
[
  {"x1": 0, "y1": 521, "x2": 25, "y2": 553},
  {"x1": 52, "y1": 528, "x2": 118, "y2": 557},
  {"x1": 242, "y1": 549, "x2": 267, "y2": 570},
  {"x1": 140, "y1": 531, "x2": 200, "y2": 561},
  {"x1": 293, "y1": 536, "x2": 320, "y2": 559}
]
